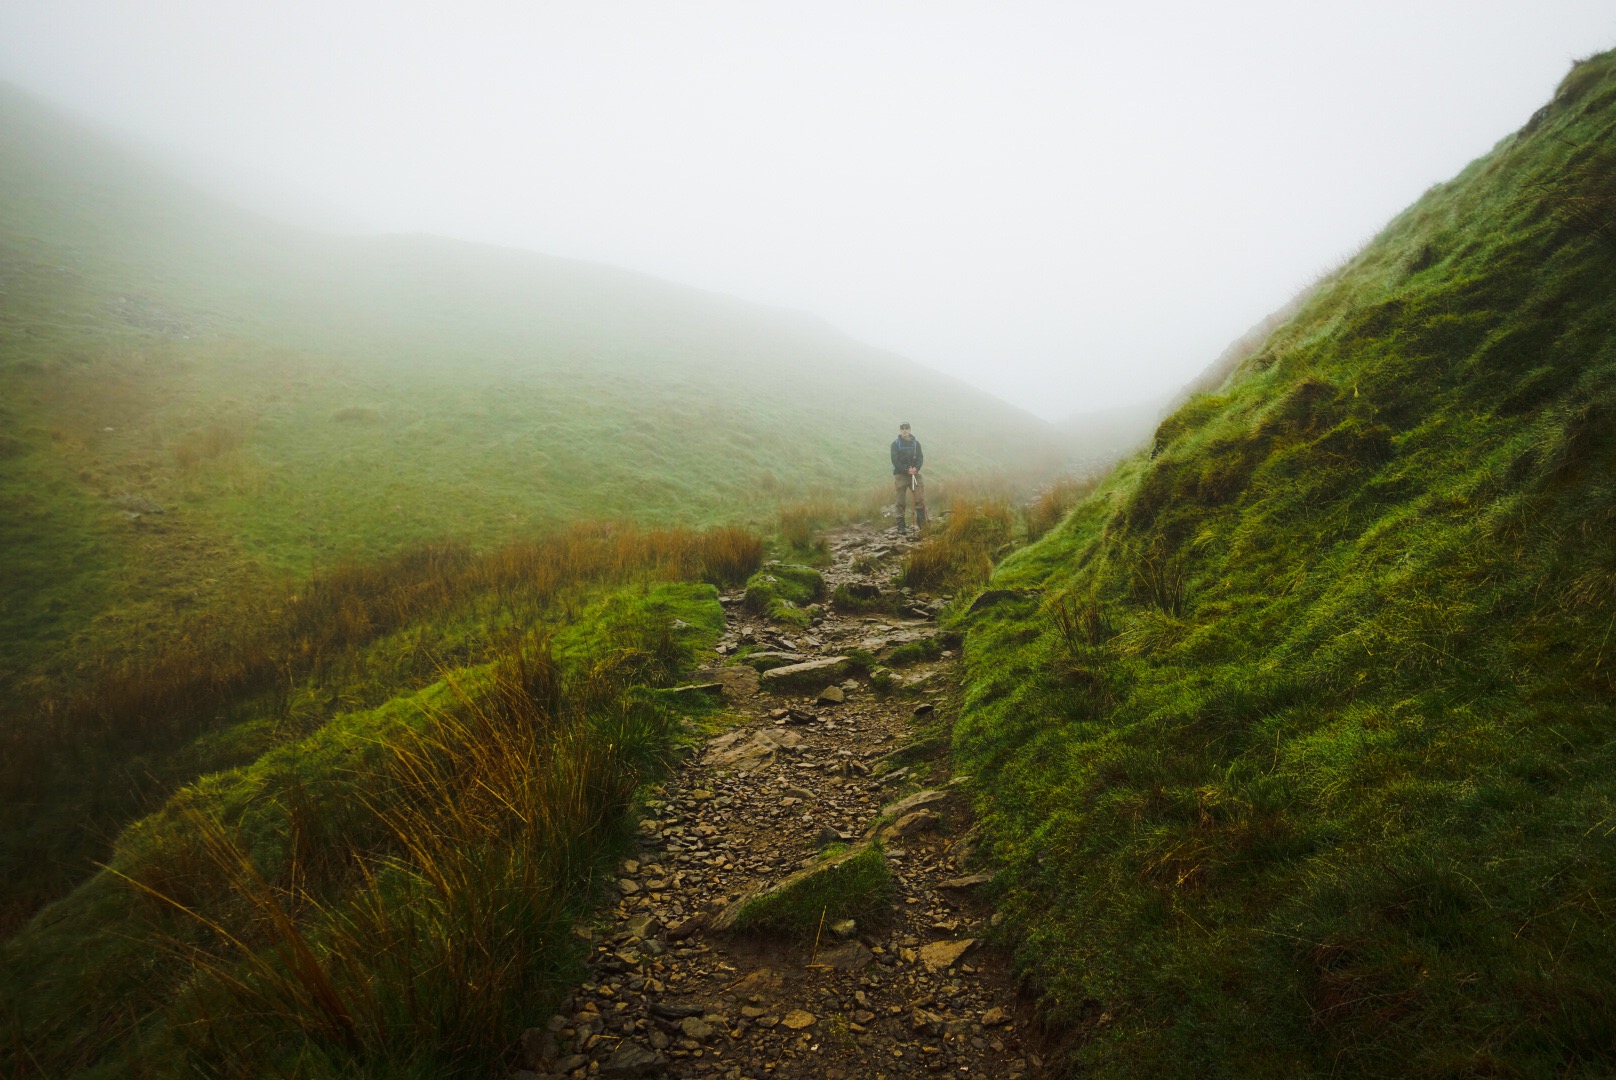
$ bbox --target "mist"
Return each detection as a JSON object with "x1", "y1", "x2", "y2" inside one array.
[{"x1": 1, "y1": 1, "x2": 1610, "y2": 420}]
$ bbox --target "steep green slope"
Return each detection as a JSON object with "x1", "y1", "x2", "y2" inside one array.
[{"x1": 959, "y1": 52, "x2": 1616, "y2": 1077}]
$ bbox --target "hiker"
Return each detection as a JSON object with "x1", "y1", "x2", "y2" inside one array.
[{"x1": 891, "y1": 422, "x2": 927, "y2": 533}]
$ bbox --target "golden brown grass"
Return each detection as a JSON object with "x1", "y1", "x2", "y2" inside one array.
[
  {"x1": 0, "y1": 523, "x2": 761, "y2": 904},
  {"x1": 1024, "y1": 476, "x2": 1099, "y2": 541},
  {"x1": 776, "y1": 487, "x2": 890, "y2": 552},
  {"x1": 114, "y1": 634, "x2": 668, "y2": 1075},
  {"x1": 900, "y1": 500, "x2": 1015, "y2": 592}
]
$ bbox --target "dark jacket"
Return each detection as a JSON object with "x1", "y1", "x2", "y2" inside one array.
[{"x1": 891, "y1": 434, "x2": 923, "y2": 475}]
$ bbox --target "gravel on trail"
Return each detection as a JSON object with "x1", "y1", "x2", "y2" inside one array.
[{"x1": 509, "y1": 522, "x2": 1050, "y2": 1080}]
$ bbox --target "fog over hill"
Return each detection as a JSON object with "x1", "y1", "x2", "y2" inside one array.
[
  {"x1": 2, "y1": 79, "x2": 1112, "y2": 721},
  {"x1": 0, "y1": 81, "x2": 1052, "y2": 460}
]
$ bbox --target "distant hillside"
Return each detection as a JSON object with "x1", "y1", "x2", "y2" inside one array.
[
  {"x1": 0, "y1": 82, "x2": 1055, "y2": 687},
  {"x1": 1056, "y1": 397, "x2": 1165, "y2": 474},
  {"x1": 959, "y1": 50, "x2": 1616, "y2": 1077},
  {"x1": 1053, "y1": 293, "x2": 1327, "y2": 478}
]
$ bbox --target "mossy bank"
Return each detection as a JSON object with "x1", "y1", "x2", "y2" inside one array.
[{"x1": 958, "y1": 51, "x2": 1616, "y2": 1078}]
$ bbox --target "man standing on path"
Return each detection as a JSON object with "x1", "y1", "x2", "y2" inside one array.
[{"x1": 891, "y1": 422, "x2": 927, "y2": 534}]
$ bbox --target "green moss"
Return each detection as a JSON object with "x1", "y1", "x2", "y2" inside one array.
[
  {"x1": 830, "y1": 582, "x2": 900, "y2": 614},
  {"x1": 725, "y1": 843, "x2": 893, "y2": 939},
  {"x1": 884, "y1": 632, "x2": 959, "y2": 668},
  {"x1": 743, "y1": 563, "x2": 824, "y2": 627},
  {"x1": 958, "y1": 49, "x2": 1616, "y2": 1079},
  {"x1": 0, "y1": 581, "x2": 723, "y2": 1078}
]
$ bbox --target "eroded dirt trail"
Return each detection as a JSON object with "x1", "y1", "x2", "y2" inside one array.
[{"x1": 513, "y1": 523, "x2": 1048, "y2": 1080}]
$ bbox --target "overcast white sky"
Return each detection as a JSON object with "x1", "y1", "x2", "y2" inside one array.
[{"x1": 1, "y1": 3, "x2": 1612, "y2": 419}]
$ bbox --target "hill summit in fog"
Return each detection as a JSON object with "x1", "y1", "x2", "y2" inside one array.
[{"x1": 0, "y1": 82, "x2": 1082, "y2": 678}]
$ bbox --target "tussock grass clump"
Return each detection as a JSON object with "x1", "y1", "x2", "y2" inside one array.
[
  {"x1": 724, "y1": 843, "x2": 893, "y2": 941},
  {"x1": 16, "y1": 522, "x2": 756, "y2": 766},
  {"x1": 957, "y1": 49, "x2": 1616, "y2": 1079},
  {"x1": 137, "y1": 640, "x2": 665, "y2": 1076},
  {"x1": 776, "y1": 487, "x2": 891, "y2": 561},
  {"x1": 2, "y1": 582, "x2": 716, "y2": 1078},
  {"x1": 0, "y1": 522, "x2": 760, "y2": 936},
  {"x1": 778, "y1": 496, "x2": 841, "y2": 553},
  {"x1": 900, "y1": 501, "x2": 1014, "y2": 592},
  {"x1": 1023, "y1": 475, "x2": 1098, "y2": 541},
  {"x1": 743, "y1": 563, "x2": 825, "y2": 627}
]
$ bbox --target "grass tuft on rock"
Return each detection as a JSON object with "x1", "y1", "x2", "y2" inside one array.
[
  {"x1": 742, "y1": 563, "x2": 825, "y2": 627},
  {"x1": 720, "y1": 842, "x2": 893, "y2": 940}
]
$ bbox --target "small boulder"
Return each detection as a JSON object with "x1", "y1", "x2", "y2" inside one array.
[
  {"x1": 938, "y1": 873, "x2": 992, "y2": 891},
  {"x1": 518, "y1": 1027, "x2": 556, "y2": 1068},
  {"x1": 816, "y1": 685, "x2": 845, "y2": 705},
  {"x1": 817, "y1": 825, "x2": 852, "y2": 847},
  {"x1": 665, "y1": 912, "x2": 709, "y2": 940},
  {"x1": 712, "y1": 843, "x2": 892, "y2": 935},
  {"x1": 759, "y1": 656, "x2": 852, "y2": 691},
  {"x1": 885, "y1": 810, "x2": 940, "y2": 839},
  {"x1": 814, "y1": 940, "x2": 874, "y2": 972},
  {"x1": 917, "y1": 938, "x2": 977, "y2": 971},
  {"x1": 600, "y1": 1039, "x2": 665, "y2": 1076}
]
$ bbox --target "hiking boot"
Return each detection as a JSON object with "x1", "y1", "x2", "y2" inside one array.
[{"x1": 896, "y1": 523, "x2": 908, "y2": 534}]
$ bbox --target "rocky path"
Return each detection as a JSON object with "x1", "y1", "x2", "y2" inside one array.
[{"x1": 511, "y1": 523, "x2": 1047, "y2": 1080}]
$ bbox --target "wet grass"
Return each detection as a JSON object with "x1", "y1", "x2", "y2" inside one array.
[
  {"x1": 1, "y1": 578, "x2": 725, "y2": 1078},
  {"x1": 727, "y1": 843, "x2": 894, "y2": 942},
  {"x1": 900, "y1": 500, "x2": 1015, "y2": 593},
  {"x1": 0, "y1": 523, "x2": 760, "y2": 938},
  {"x1": 956, "y1": 50, "x2": 1616, "y2": 1078},
  {"x1": 742, "y1": 562, "x2": 825, "y2": 628}
]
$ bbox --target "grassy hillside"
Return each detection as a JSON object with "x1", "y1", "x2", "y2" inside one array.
[
  {"x1": 2, "y1": 523, "x2": 756, "y2": 1078},
  {"x1": 958, "y1": 51, "x2": 1616, "y2": 1077},
  {"x1": 0, "y1": 81, "x2": 1057, "y2": 692},
  {"x1": 0, "y1": 83, "x2": 1066, "y2": 932}
]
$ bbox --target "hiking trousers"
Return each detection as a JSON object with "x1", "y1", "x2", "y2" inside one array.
[{"x1": 895, "y1": 472, "x2": 926, "y2": 527}]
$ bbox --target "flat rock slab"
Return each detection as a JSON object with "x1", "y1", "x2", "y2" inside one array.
[
  {"x1": 883, "y1": 809, "x2": 940, "y2": 839},
  {"x1": 740, "y1": 650, "x2": 808, "y2": 671},
  {"x1": 664, "y1": 682, "x2": 722, "y2": 700},
  {"x1": 725, "y1": 967, "x2": 782, "y2": 1000},
  {"x1": 813, "y1": 940, "x2": 875, "y2": 972},
  {"x1": 711, "y1": 842, "x2": 883, "y2": 933},
  {"x1": 865, "y1": 788, "x2": 951, "y2": 836},
  {"x1": 918, "y1": 938, "x2": 978, "y2": 971},
  {"x1": 884, "y1": 788, "x2": 949, "y2": 817},
  {"x1": 693, "y1": 663, "x2": 758, "y2": 700},
  {"x1": 939, "y1": 873, "x2": 993, "y2": 891},
  {"x1": 600, "y1": 1040, "x2": 665, "y2": 1076},
  {"x1": 702, "y1": 727, "x2": 803, "y2": 773},
  {"x1": 759, "y1": 656, "x2": 851, "y2": 690}
]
